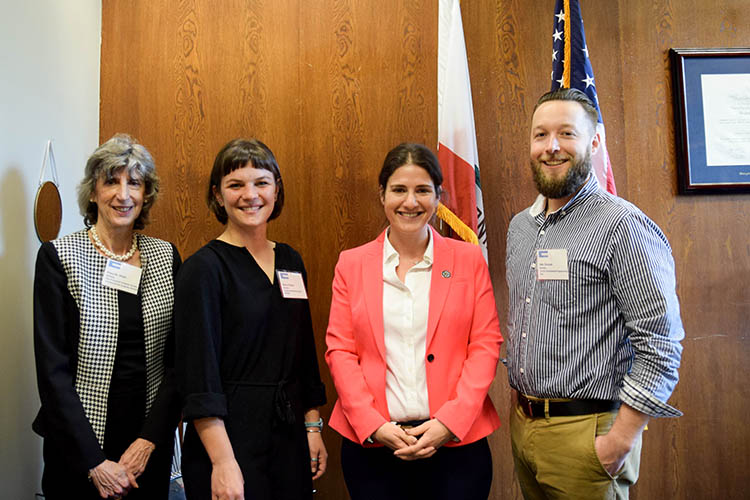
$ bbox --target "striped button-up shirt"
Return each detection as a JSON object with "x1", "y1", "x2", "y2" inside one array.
[{"x1": 505, "y1": 176, "x2": 684, "y2": 417}]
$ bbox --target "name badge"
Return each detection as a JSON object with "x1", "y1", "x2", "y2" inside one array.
[
  {"x1": 536, "y1": 249, "x2": 569, "y2": 280},
  {"x1": 102, "y1": 259, "x2": 143, "y2": 294},
  {"x1": 276, "y1": 270, "x2": 308, "y2": 299}
]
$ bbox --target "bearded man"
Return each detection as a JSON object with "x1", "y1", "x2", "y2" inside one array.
[{"x1": 505, "y1": 88, "x2": 684, "y2": 499}]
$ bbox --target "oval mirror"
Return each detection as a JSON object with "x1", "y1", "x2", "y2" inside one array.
[{"x1": 34, "y1": 181, "x2": 62, "y2": 242}]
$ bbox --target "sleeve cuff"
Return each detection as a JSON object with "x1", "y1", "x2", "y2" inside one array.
[
  {"x1": 359, "y1": 419, "x2": 388, "y2": 445},
  {"x1": 301, "y1": 381, "x2": 327, "y2": 410},
  {"x1": 433, "y1": 408, "x2": 469, "y2": 442},
  {"x1": 619, "y1": 376, "x2": 682, "y2": 418},
  {"x1": 183, "y1": 392, "x2": 228, "y2": 420},
  {"x1": 435, "y1": 418, "x2": 460, "y2": 442}
]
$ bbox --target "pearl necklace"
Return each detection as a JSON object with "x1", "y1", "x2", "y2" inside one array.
[{"x1": 90, "y1": 226, "x2": 138, "y2": 261}]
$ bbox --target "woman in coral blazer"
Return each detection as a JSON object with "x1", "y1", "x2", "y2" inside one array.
[{"x1": 325, "y1": 143, "x2": 503, "y2": 500}]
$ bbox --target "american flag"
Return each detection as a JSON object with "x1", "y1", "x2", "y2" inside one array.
[{"x1": 550, "y1": 0, "x2": 617, "y2": 195}]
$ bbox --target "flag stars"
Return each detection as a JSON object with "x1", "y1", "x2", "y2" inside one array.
[
  {"x1": 551, "y1": 70, "x2": 555, "y2": 81},
  {"x1": 556, "y1": 76, "x2": 565, "y2": 87},
  {"x1": 553, "y1": 29, "x2": 563, "y2": 42},
  {"x1": 582, "y1": 45, "x2": 589, "y2": 58},
  {"x1": 552, "y1": 49, "x2": 558, "y2": 62},
  {"x1": 583, "y1": 74, "x2": 595, "y2": 88},
  {"x1": 555, "y1": 10, "x2": 566, "y2": 24}
]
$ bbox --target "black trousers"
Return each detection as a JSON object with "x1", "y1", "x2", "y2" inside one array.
[{"x1": 341, "y1": 437, "x2": 493, "y2": 500}]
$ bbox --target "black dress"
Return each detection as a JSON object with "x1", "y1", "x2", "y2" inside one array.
[
  {"x1": 175, "y1": 240, "x2": 326, "y2": 500},
  {"x1": 33, "y1": 240, "x2": 181, "y2": 500}
]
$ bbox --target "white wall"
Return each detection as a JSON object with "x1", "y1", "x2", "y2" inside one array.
[{"x1": 0, "y1": 1, "x2": 101, "y2": 497}]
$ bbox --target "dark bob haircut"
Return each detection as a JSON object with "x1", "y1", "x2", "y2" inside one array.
[
  {"x1": 77, "y1": 134, "x2": 159, "y2": 230},
  {"x1": 378, "y1": 143, "x2": 443, "y2": 194},
  {"x1": 207, "y1": 138, "x2": 285, "y2": 224}
]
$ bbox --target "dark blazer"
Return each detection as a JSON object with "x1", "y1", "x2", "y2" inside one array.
[{"x1": 33, "y1": 232, "x2": 180, "y2": 474}]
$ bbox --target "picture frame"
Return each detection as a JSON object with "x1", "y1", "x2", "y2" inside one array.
[{"x1": 669, "y1": 48, "x2": 750, "y2": 194}]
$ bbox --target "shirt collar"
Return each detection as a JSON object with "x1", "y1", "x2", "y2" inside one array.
[
  {"x1": 528, "y1": 174, "x2": 600, "y2": 219},
  {"x1": 383, "y1": 227, "x2": 434, "y2": 267}
]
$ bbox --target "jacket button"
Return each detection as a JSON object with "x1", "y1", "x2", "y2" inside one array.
[{"x1": 427, "y1": 354, "x2": 434, "y2": 362}]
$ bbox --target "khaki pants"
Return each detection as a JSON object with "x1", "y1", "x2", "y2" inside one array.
[{"x1": 510, "y1": 402, "x2": 642, "y2": 500}]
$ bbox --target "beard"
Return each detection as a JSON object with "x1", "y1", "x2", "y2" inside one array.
[{"x1": 530, "y1": 149, "x2": 592, "y2": 199}]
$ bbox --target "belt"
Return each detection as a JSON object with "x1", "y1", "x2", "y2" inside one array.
[
  {"x1": 518, "y1": 393, "x2": 620, "y2": 418},
  {"x1": 224, "y1": 379, "x2": 296, "y2": 425},
  {"x1": 394, "y1": 419, "x2": 428, "y2": 430}
]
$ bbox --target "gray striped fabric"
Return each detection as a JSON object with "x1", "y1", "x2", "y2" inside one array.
[{"x1": 505, "y1": 176, "x2": 684, "y2": 418}]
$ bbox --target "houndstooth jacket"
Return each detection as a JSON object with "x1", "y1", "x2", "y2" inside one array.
[{"x1": 48, "y1": 230, "x2": 175, "y2": 448}]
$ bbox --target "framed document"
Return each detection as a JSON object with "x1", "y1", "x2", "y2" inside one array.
[{"x1": 670, "y1": 48, "x2": 750, "y2": 194}]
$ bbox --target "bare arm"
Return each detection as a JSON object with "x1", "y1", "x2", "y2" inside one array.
[{"x1": 194, "y1": 417, "x2": 244, "y2": 500}]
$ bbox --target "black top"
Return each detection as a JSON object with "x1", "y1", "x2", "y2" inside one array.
[
  {"x1": 175, "y1": 240, "x2": 326, "y2": 497},
  {"x1": 176, "y1": 239, "x2": 326, "y2": 419},
  {"x1": 32, "y1": 241, "x2": 181, "y2": 473},
  {"x1": 109, "y1": 291, "x2": 146, "y2": 395}
]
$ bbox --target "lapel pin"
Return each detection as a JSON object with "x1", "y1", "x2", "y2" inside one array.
[{"x1": 441, "y1": 270, "x2": 451, "y2": 278}]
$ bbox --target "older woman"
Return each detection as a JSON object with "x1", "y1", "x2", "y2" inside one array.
[
  {"x1": 325, "y1": 143, "x2": 504, "y2": 499},
  {"x1": 33, "y1": 134, "x2": 181, "y2": 499},
  {"x1": 175, "y1": 138, "x2": 327, "y2": 500}
]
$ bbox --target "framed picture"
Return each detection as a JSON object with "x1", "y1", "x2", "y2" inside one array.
[{"x1": 669, "y1": 48, "x2": 750, "y2": 194}]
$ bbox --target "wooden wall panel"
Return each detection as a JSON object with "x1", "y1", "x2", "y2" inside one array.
[
  {"x1": 462, "y1": 1, "x2": 750, "y2": 499},
  {"x1": 102, "y1": 1, "x2": 435, "y2": 497},
  {"x1": 102, "y1": 0, "x2": 304, "y2": 258},
  {"x1": 101, "y1": 0, "x2": 749, "y2": 498},
  {"x1": 617, "y1": 1, "x2": 750, "y2": 498},
  {"x1": 297, "y1": 2, "x2": 437, "y2": 495}
]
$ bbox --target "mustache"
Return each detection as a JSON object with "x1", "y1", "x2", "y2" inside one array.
[{"x1": 539, "y1": 155, "x2": 571, "y2": 162}]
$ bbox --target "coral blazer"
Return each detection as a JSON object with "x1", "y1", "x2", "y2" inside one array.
[{"x1": 325, "y1": 227, "x2": 503, "y2": 445}]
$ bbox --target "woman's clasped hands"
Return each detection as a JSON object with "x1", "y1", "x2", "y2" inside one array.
[{"x1": 374, "y1": 419, "x2": 455, "y2": 461}]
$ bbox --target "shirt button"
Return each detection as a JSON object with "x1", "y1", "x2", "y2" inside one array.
[
  {"x1": 520, "y1": 368, "x2": 525, "y2": 374},
  {"x1": 525, "y1": 297, "x2": 531, "y2": 303},
  {"x1": 427, "y1": 354, "x2": 435, "y2": 362},
  {"x1": 531, "y1": 263, "x2": 536, "y2": 268},
  {"x1": 522, "y1": 332, "x2": 527, "y2": 338},
  {"x1": 540, "y1": 230, "x2": 545, "y2": 235},
  {"x1": 562, "y1": 211, "x2": 566, "y2": 216}
]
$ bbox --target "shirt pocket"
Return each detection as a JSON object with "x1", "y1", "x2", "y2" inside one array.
[
  {"x1": 536, "y1": 257, "x2": 606, "y2": 312},
  {"x1": 537, "y1": 277, "x2": 575, "y2": 310}
]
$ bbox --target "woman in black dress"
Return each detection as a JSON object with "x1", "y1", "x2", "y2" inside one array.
[
  {"x1": 175, "y1": 138, "x2": 327, "y2": 500},
  {"x1": 33, "y1": 134, "x2": 181, "y2": 499}
]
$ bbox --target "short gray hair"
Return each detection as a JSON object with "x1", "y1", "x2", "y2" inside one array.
[{"x1": 77, "y1": 134, "x2": 160, "y2": 229}]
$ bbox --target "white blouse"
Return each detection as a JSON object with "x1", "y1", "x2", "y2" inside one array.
[{"x1": 382, "y1": 230, "x2": 433, "y2": 422}]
